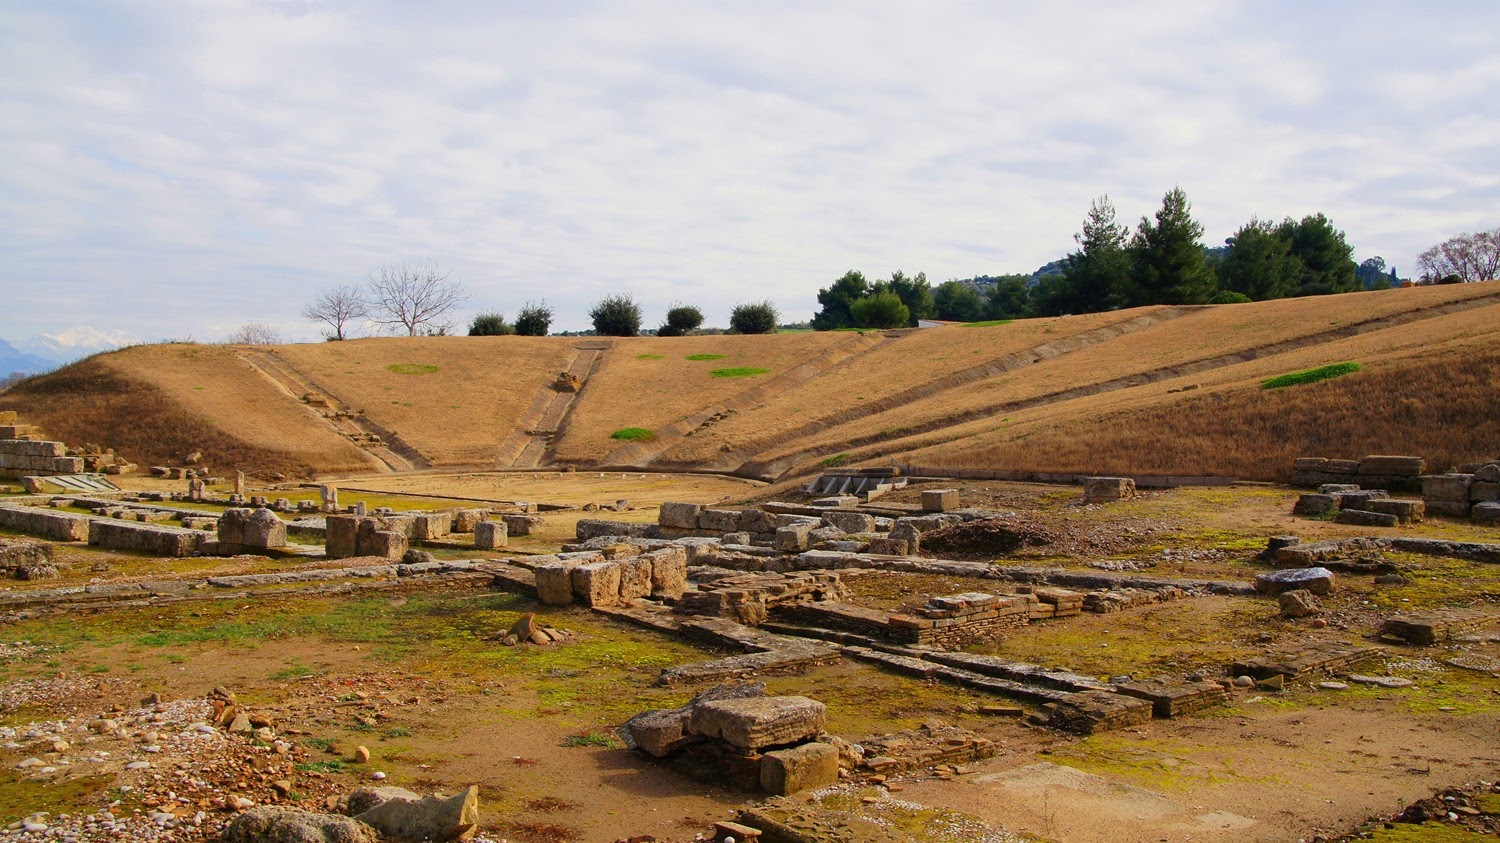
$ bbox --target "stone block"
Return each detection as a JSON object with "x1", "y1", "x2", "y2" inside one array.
[
  {"x1": 452, "y1": 508, "x2": 489, "y2": 533},
  {"x1": 325, "y1": 515, "x2": 360, "y2": 559},
  {"x1": 535, "y1": 562, "x2": 578, "y2": 605},
  {"x1": 412, "y1": 513, "x2": 450, "y2": 540},
  {"x1": 1292, "y1": 494, "x2": 1337, "y2": 517},
  {"x1": 759, "y1": 742, "x2": 839, "y2": 795},
  {"x1": 1367, "y1": 499, "x2": 1425, "y2": 524},
  {"x1": 1358, "y1": 455, "x2": 1425, "y2": 476},
  {"x1": 738, "y1": 509, "x2": 779, "y2": 534},
  {"x1": 808, "y1": 525, "x2": 844, "y2": 546},
  {"x1": 217, "y1": 508, "x2": 250, "y2": 546},
  {"x1": 1474, "y1": 463, "x2": 1500, "y2": 483},
  {"x1": 1470, "y1": 482, "x2": 1500, "y2": 503},
  {"x1": 1279, "y1": 589, "x2": 1321, "y2": 618},
  {"x1": 572, "y1": 561, "x2": 622, "y2": 607},
  {"x1": 867, "y1": 537, "x2": 909, "y2": 556},
  {"x1": 244, "y1": 508, "x2": 287, "y2": 548},
  {"x1": 474, "y1": 520, "x2": 507, "y2": 550},
  {"x1": 1426, "y1": 500, "x2": 1472, "y2": 519},
  {"x1": 689, "y1": 696, "x2": 826, "y2": 751},
  {"x1": 820, "y1": 510, "x2": 876, "y2": 534},
  {"x1": 1336, "y1": 490, "x2": 1390, "y2": 509},
  {"x1": 921, "y1": 489, "x2": 959, "y2": 512},
  {"x1": 888, "y1": 520, "x2": 921, "y2": 554},
  {"x1": 774, "y1": 524, "x2": 813, "y2": 553},
  {"x1": 698, "y1": 509, "x2": 743, "y2": 532},
  {"x1": 1294, "y1": 457, "x2": 1329, "y2": 471},
  {"x1": 576, "y1": 519, "x2": 650, "y2": 540},
  {"x1": 620, "y1": 707, "x2": 692, "y2": 758},
  {"x1": 88, "y1": 520, "x2": 203, "y2": 557},
  {"x1": 1423, "y1": 474, "x2": 1474, "y2": 502},
  {"x1": 1324, "y1": 459, "x2": 1360, "y2": 475},
  {"x1": 648, "y1": 546, "x2": 689, "y2": 598},
  {"x1": 619, "y1": 555, "x2": 653, "y2": 600},
  {"x1": 362, "y1": 530, "x2": 407, "y2": 560},
  {"x1": 1082, "y1": 476, "x2": 1135, "y2": 503},
  {"x1": 811, "y1": 495, "x2": 860, "y2": 508},
  {"x1": 1334, "y1": 509, "x2": 1399, "y2": 528},
  {"x1": 1254, "y1": 567, "x2": 1334, "y2": 596},
  {"x1": 502, "y1": 514, "x2": 545, "y2": 536},
  {"x1": 659, "y1": 502, "x2": 704, "y2": 529},
  {"x1": 1474, "y1": 502, "x2": 1500, "y2": 526}
]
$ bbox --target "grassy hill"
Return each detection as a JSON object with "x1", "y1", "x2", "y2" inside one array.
[{"x1": 4, "y1": 282, "x2": 1498, "y2": 481}]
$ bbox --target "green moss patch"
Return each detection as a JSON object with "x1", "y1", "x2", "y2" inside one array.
[
  {"x1": 820, "y1": 453, "x2": 851, "y2": 467},
  {"x1": 387, "y1": 363, "x2": 440, "y2": 375},
  {"x1": 1261, "y1": 362, "x2": 1360, "y2": 389},
  {"x1": 709, "y1": 367, "x2": 768, "y2": 378},
  {"x1": 684, "y1": 353, "x2": 725, "y2": 361},
  {"x1": 959, "y1": 319, "x2": 1014, "y2": 328},
  {"x1": 635, "y1": 353, "x2": 663, "y2": 360},
  {"x1": 610, "y1": 427, "x2": 656, "y2": 443}
]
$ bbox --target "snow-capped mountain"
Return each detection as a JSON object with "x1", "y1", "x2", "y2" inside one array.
[
  {"x1": 0, "y1": 339, "x2": 56, "y2": 375},
  {"x1": 19, "y1": 327, "x2": 139, "y2": 364}
]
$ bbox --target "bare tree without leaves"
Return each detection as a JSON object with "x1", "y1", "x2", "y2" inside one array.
[
  {"x1": 301, "y1": 283, "x2": 370, "y2": 340},
  {"x1": 367, "y1": 261, "x2": 469, "y2": 336},
  {"x1": 224, "y1": 323, "x2": 281, "y2": 345},
  {"x1": 1417, "y1": 228, "x2": 1500, "y2": 283}
]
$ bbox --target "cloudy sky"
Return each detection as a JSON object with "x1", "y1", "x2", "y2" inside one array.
[{"x1": 3, "y1": 1, "x2": 1497, "y2": 342}]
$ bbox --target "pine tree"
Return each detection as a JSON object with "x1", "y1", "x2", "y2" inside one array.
[{"x1": 1128, "y1": 187, "x2": 1216, "y2": 305}]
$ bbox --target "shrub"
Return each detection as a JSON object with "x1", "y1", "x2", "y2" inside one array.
[
  {"x1": 710, "y1": 367, "x2": 768, "y2": 378},
  {"x1": 658, "y1": 305, "x2": 704, "y2": 337},
  {"x1": 1209, "y1": 290, "x2": 1252, "y2": 304},
  {"x1": 468, "y1": 312, "x2": 514, "y2": 336},
  {"x1": 729, "y1": 301, "x2": 779, "y2": 334},
  {"x1": 819, "y1": 453, "x2": 851, "y2": 467},
  {"x1": 610, "y1": 427, "x2": 656, "y2": 442},
  {"x1": 850, "y1": 291, "x2": 910, "y2": 329},
  {"x1": 514, "y1": 301, "x2": 553, "y2": 336},
  {"x1": 590, "y1": 294, "x2": 642, "y2": 337},
  {"x1": 1261, "y1": 362, "x2": 1361, "y2": 390}
]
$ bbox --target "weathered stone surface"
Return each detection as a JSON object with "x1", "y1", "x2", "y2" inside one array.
[
  {"x1": 0, "y1": 505, "x2": 90, "y2": 542},
  {"x1": 738, "y1": 509, "x2": 779, "y2": 534},
  {"x1": 1426, "y1": 500, "x2": 1472, "y2": 519},
  {"x1": 1335, "y1": 489, "x2": 1390, "y2": 509},
  {"x1": 1044, "y1": 690, "x2": 1153, "y2": 734},
  {"x1": 412, "y1": 513, "x2": 451, "y2": 541},
  {"x1": 1474, "y1": 463, "x2": 1500, "y2": 483},
  {"x1": 1294, "y1": 457, "x2": 1329, "y2": 471},
  {"x1": 1471, "y1": 482, "x2": 1500, "y2": 502},
  {"x1": 760, "y1": 741, "x2": 839, "y2": 796},
  {"x1": 1367, "y1": 498, "x2": 1425, "y2": 524},
  {"x1": 618, "y1": 555, "x2": 653, "y2": 600},
  {"x1": 1324, "y1": 459, "x2": 1360, "y2": 475},
  {"x1": 452, "y1": 509, "x2": 489, "y2": 533},
  {"x1": 352, "y1": 785, "x2": 479, "y2": 842},
  {"x1": 245, "y1": 508, "x2": 288, "y2": 548},
  {"x1": 1423, "y1": 474, "x2": 1474, "y2": 502},
  {"x1": 810, "y1": 496, "x2": 859, "y2": 509},
  {"x1": 689, "y1": 696, "x2": 826, "y2": 751},
  {"x1": 921, "y1": 489, "x2": 960, "y2": 512},
  {"x1": 820, "y1": 510, "x2": 876, "y2": 534},
  {"x1": 774, "y1": 524, "x2": 813, "y2": 553},
  {"x1": 218, "y1": 508, "x2": 250, "y2": 546},
  {"x1": 1334, "y1": 509, "x2": 1399, "y2": 528},
  {"x1": 1082, "y1": 476, "x2": 1135, "y2": 503},
  {"x1": 534, "y1": 562, "x2": 578, "y2": 605},
  {"x1": 621, "y1": 706, "x2": 694, "y2": 758},
  {"x1": 325, "y1": 515, "x2": 360, "y2": 559},
  {"x1": 501, "y1": 514, "x2": 544, "y2": 536},
  {"x1": 1474, "y1": 502, "x2": 1500, "y2": 526},
  {"x1": 648, "y1": 546, "x2": 688, "y2": 598},
  {"x1": 888, "y1": 520, "x2": 921, "y2": 554},
  {"x1": 473, "y1": 520, "x2": 507, "y2": 550},
  {"x1": 658, "y1": 502, "x2": 703, "y2": 530},
  {"x1": 699, "y1": 509, "x2": 743, "y2": 532},
  {"x1": 1292, "y1": 494, "x2": 1337, "y2": 517},
  {"x1": 866, "y1": 537, "x2": 909, "y2": 556},
  {"x1": 1254, "y1": 567, "x2": 1334, "y2": 596},
  {"x1": 575, "y1": 518, "x2": 649, "y2": 540},
  {"x1": 1358, "y1": 455, "x2": 1425, "y2": 476},
  {"x1": 572, "y1": 561, "x2": 622, "y2": 607},
  {"x1": 359, "y1": 526, "x2": 407, "y2": 561},
  {"x1": 88, "y1": 519, "x2": 203, "y2": 557},
  {"x1": 220, "y1": 806, "x2": 378, "y2": 843},
  {"x1": 1278, "y1": 589, "x2": 1321, "y2": 618}
]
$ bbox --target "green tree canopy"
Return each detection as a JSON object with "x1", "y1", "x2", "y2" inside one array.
[
  {"x1": 986, "y1": 275, "x2": 1034, "y2": 320},
  {"x1": 513, "y1": 301, "x2": 553, "y2": 336},
  {"x1": 874, "y1": 271, "x2": 933, "y2": 326},
  {"x1": 728, "y1": 301, "x2": 779, "y2": 334},
  {"x1": 657, "y1": 304, "x2": 704, "y2": 337},
  {"x1": 1128, "y1": 187, "x2": 1216, "y2": 305},
  {"x1": 811, "y1": 270, "x2": 869, "y2": 331},
  {"x1": 590, "y1": 294, "x2": 642, "y2": 337},
  {"x1": 932, "y1": 280, "x2": 987, "y2": 321},
  {"x1": 1043, "y1": 195, "x2": 1130, "y2": 315},
  {"x1": 1277, "y1": 213, "x2": 1358, "y2": 296},
  {"x1": 468, "y1": 312, "x2": 513, "y2": 336},
  {"x1": 849, "y1": 291, "x2": 910, "y2": 329},
  {"x1": 1217, "y1": 219, "x2": 1300, "y2": 301}
]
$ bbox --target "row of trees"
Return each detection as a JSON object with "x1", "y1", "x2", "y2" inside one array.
[
  {"x1": 812, "y1": 271, "x2": 936, "y2": 329},
  {"x1": 584, "y1": 295, "x2": 780, "y2": 337},
  {"x1": 1417, "y1": 228, "x2": 1500, "y2": 284},
  {"x1": 303, "y1": 261, "x2": 469, "y2": 340}
]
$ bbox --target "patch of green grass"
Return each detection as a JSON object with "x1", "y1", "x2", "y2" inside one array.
[
  {"x1": 635, "y1": 353, "x2": 663, "y2": 360},
  {"x1": 303, "y1": 737, "x2": 335, "y2": 751},
  {"x1": 561, "y1": 731, "x2": 621, "y2": 749},
  {"x1": 0, "y1": 770, "x2": 112, "y2": 825},
  {"x1": 386, "y1": 363, "x2": 440, "y2": 375},
  {"x1": 383, "y1": 727, "x2": 412, "y2": 738},
  {"x1": 296, "y1": 760, "x2": 346, "y2": 774},
  {"x1": 819, "y1": 453, "x2": 851, "y2": 468},
  {"x1": 959, "y1": 319, "x2": 1014, "y2": 328},
  {"x1": 1261, "y1": 361, "x2": 1361, "y2": 389},
  {"x1": 684, "y1": 353, "x2": 724, "y2": 361},
  {"x1": 269, "y1": 665, "x2": 315, "y2": 681},
  {"x1": 709, "y1": 367, "x2": 768, "y2": 379},
  {"x1": 1363, "y1": 823, "x2": 1497, "y2": 842},
  {"x1": 609, "y1": 427, "x2": 656, "y2": 443}
]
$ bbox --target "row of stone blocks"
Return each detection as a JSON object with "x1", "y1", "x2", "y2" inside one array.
[
  {"x1": 1291, "y1": 455, "x2": 1427, "y2": 493},
  {"x1": 325, "y1": 513, "x2": 507, "y2": 560},
  {"x1": 87, "y1": 518, "x2": 205, "y2": 557},
  {"x1": 0, "y1": 504, "x2": 91, "y2": 542},
  {"x1": 1422, "y1": 464, "x2": 1500, "y2": 523},
  {"x1": 1380, "y1": 609, "x2": 1500, "y2": 645},
  {"x1": 534, "y1": 546, "x2": 689, "y2": 607}
]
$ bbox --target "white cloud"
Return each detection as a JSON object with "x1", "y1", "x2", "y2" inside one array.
[{"x1": 1, "y1": 0, "x2": 1497, "y2": 339}]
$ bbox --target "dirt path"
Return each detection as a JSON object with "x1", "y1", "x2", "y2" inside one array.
[{"x1": 500, "y1": 341, "x2": 613, "y2": 469}]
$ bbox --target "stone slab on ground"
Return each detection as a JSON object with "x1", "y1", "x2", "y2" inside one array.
[
  {"x1": 759, "y1": 742, "x2": 839, "y2": 796},
  {"x1": 689, "y1": 696, "x2": 827, "y2": 751},
  {"x1": 1254, "y1": 567, "x2": 1334, "y2": 596}
]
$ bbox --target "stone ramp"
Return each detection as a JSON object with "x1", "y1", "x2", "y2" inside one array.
[
  {"x1": 501, "y1": 341, "x2": 611, "y2": 469},
  {"x1": 235, "y1": 349, "x2": 428, "y2": 472}
]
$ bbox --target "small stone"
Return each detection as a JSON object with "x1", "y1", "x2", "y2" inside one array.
[
  {"x1": 371, "y1": 771, "x2": 386, "y2": 780},
  {"x1": 1318, "y1": 682, "x2": 1349, "y2": 691},
  {"x1": 1232, "y1": 676, "x2": 1255, "y2": 688},
  {"x1": 353, "y1": 746, "x2": 370, "y2": 763},
  {"x1": 126, "y1": 761, "x2": 151, "y2": 770}
]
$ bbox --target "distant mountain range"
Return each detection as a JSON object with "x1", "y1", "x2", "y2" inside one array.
[{"x1": 0, "y1": 327, "x2": 139, "y2": 375}]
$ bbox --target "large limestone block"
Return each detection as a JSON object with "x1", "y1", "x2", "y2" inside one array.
[
  {"x1": 1470, "y1": 482, "x2": 1500, "y2": 503},
  {"x1": 1475, "y1": 463, "x2": 1500, "y2": 483},
  {"x1": 775, "y1": 524, "x2": 813, "y2": 553},
  {"x1": 1358, "y1": 455, "x2": 1426, "y2": 476},
  {"x1": 1333, "y1": 509, "x2": 1399, "y2": 528},
  {"x1": 618, "y1": 555, "x2": 652, "y2": 600},
  {"x1": 1423, "y1": 474, "x2": 1474, "y2": 502},
  {"x1": 647, "y1": 546, "x2": 688, "y2": 598},
  {"x1": 699, "y1": 509, "x2": 743, "y2": 532},
  {"x1": 1254, "y1": 566, "x2": 1334, "y2": 596},
  {"x1": 688, "y1": 696, "x2": 827, "y2": 751},
  {"x1": 245, "y1": 508, "x2": 288, "y2": 548},
  {"x1": 920, "y1": 489, "x2": 959, "y2": 512},
  {"x1": 0, "y1": 505, "x2": 90, "y2": 542},
  {"x1": 760, "y1": 741, "x2": 839, "y2": 795},
  {"x1": 738, "y1": 509, "x2": 779, "y2": 534},
  {"x1": 534, "y1": 562, "x2": 578, "y2": 605},
  {"x1": 412, "y1": 513, "x2": 451, "y2": 540},
  {"x1": 358, "y1": 523, "x2": 407, "y2": 560},
  {"x1": 1292, "y1": 494, "x2": 1337, "y2": 517},
  {"x1": 502, "y1": 514, "x2": 544, "y2": 536},
  {"x1": 658, "y1": 502, "x2": 703, "y2": 530},
  {"x1": 353, "y1": 785, "x2": 479, "y2": 842},
  {"x1": 452, "y1": 509, "x2": 489, "y2": 533},
  {"x1": 1474, "y1": 502, "x2": 1500, "y2": 526},
  {"x1": 821, "y1": 511, "x2": 876, "y2": 534},
  {"x1": 474, "y1": 520, "x2": 507, "y2": 550},
  {"x1": 1367, "y1": 499, "x2": 1425, "y2": 524},
  {"x1": 1082, "y1": 476, "x2": 1136, "y2": 503},
  {"x1": 218, "y1": 508, "x2": 251, "y2": 546},
  {"x1": 220, "y1": 806, "x2": 377, "y2": 843},
  {"x1": 571, "y1": 561, "x2": 622, "y2": 607},
  {"x1": 325, "y1": 515, "x2": 360, "y2": 559},
  {"x1": 620, "y1": 707, "x2": 692, "y2": 758}
]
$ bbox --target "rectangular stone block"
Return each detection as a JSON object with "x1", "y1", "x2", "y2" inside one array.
[
  {"x1": 1292, "y1": 494, "x2": 1337, "y2": 516},
  {"x1": 1293, "y1": 457, "x2": 1329, "y2": 471},
  {"x1": 658, "y1": 502, "x2": 703, "y2": 530},
  {"x1": 0, "y1": 505, "x2": 91, "y2": 542},
  {"x1": 1324, "y1": 459, "x2": 1360, "y2": 475},
  {"x1": 774, "y1": 524, "x2": 813, "y2": 553},
  {"x1": 1474, "y1": 502, "x2": 1500, "y2": 526},
  {"x1": 1082, "y1": 476, "x2": 1135, "y2": 503},
  {"x1": 535, "y1": 562, "x2": 578, "y2": 605},
  {"x1": 502, "y1": 514, "x2": 544, "y2": 536},
  {"x1": 698, "y1": 509, "x2": 743, "y2": 532},
  {"x1": 810, "y1": 496, "x2": 860, "y2": 509},
  {"x1": 452, "y1": 508, "x2": 489, "y2": 533},
  {"x1": 618, "y1": 555, "x2": 653, "y2": 600},
  {"x1": 576, "y1": 519, "x2": 650, "y2": 540},
  {"x1": 243, "y1": 509, "x2": 287, "y2": 548},
  {"x1": 648, "y1": 546, "x2": 688, "y2": 598},
  {"x1": 1470, "y1": 482, "x2": 1500, "y2": 502},
  {"x1": 821, "y1": 510, "x2": 875, "y2": 534},
  {"x1": 921, "y1": 489, "x2": 959, "y2": 512},
  {"x1": 412, "y1": 512, "x2": 451, "y2": 540},
  {"x1": 1334, "y1": 509, "x2": 1400, "y2": 528},
  {"x1": 1367, "y1": 499, "x2": 1424, "y2": 524},
  {"x1": 1426, "y1": 500, "x2": 1472, "y2": 519},
  {"x1": 1423, "y1": 474, "x2": 1474, "y2": 502},
  {"x1": 1359, "y1": 455, "x2": 1426, "y2": 476},
  {"x1": 689, "y1": 696, "x2": 827, "y2": 751},
  {"x1": 474, "y1": 520, "x2": 507, "y2": 549},
  {"x1": 572, "y1": 561, "x2": 622, "y2": 607},
  {"x1": 361, "y1": 529, "x2": 408, "y2": 560},
  {"x1": 88, "y1": 519, "x2": 203, "y2": 557},
  {"x1": 866, "y1": 536, "x2": 909, "y2": 556},
  {"x1": 325, "y1": 515, "x2": 360, "y2": 559},
  {"x1": 760, "y1": 742, "x2": 839, "y2": 796}
]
